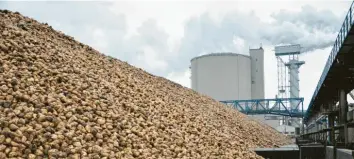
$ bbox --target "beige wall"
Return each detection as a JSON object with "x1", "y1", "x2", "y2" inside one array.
[
  {"x1": 191, "y1": 53, "x2": 251, "y2": 101},
  {"x1": 250, "y1": 48, "x2": 265, "y2": 99}
]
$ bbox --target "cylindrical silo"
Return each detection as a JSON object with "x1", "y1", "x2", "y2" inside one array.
[{"x1": 190, "y1": 53, "x2": 251, "y2": 101}]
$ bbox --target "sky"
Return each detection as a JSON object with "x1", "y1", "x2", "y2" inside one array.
[{"x1": 1, "y1": 0, "x2": 352, "y2": 109}]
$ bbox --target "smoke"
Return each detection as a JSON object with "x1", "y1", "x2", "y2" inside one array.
[
  {"x1": 269, "y1": 5, "x2": 342, "y2": 53},
  {"x1": 271, "y1": 5, "x2": 342, "y2": 33},
  {"x1": 261, "y1": 21, "x2": 338, "y2": 53}
]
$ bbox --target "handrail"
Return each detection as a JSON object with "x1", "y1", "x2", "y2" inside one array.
[{"x1": 304, "y1": 1, "x2": 354, "y2": 121}]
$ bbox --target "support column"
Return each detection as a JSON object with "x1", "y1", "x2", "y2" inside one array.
[
  {"x1": 328, "y1": 114, "x2": 335, "y2": 145},
  {"x1": 302, "y1": 101, "x2": 304, "y2": 135},
  {"x1": 315, "y1": 121, "x2": 319, "y2": 142},
  {"x1": 339, "y1": 89, "x2": 348, "y2": 145}
]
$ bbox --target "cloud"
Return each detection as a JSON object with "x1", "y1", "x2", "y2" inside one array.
[
  {"x1": 166, "y1": 69, "x2": 191, "y2": 88},
  {"x1": 132, "y1": 46, "x2": 168, "y2": 72}
]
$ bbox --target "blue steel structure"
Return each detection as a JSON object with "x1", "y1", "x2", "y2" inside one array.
[
  {"x1": 220, "y1": 98, "x2": 304, "y2": 117},
  {"x1": 304, "y1": 1, "x2": 354, "y2": 122}
]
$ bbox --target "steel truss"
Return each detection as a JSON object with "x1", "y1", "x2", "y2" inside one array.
[{"x1": 220, "y1": 97, "x2": 304, "y2": 117}]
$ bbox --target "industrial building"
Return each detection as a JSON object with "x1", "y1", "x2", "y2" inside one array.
[
  {"x1": 189, "y1": 1, "x2": 354, "y2": 158},
  {"x1": 190, "y1": 47, "x2": 280, "y2": 129}
]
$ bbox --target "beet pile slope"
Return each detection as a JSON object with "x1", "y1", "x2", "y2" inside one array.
[{"x1": 0, "y1": 10, "x2": 290, "y2": 159}]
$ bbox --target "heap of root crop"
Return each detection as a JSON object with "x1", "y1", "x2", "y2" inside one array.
[{"x1": 0, "y1": 10, "x2": 290, "y2": 159}]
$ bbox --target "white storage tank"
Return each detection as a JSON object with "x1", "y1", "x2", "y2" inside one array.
[
  {"x1": 190, "y1": 49, "x2": 280, "y2": 129},
  {"x1": 190, "y1": 53, "x2": 252, "y2": 101}
]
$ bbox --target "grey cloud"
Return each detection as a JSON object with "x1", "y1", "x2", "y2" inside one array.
[
  {"x1": 124, "y1": 19, "x2": 170, "y2": 74},
  {"x1": 136, "y1": 19, "x2": 169, "y2": 48},
  {"x1": 131, "y1": 19, "x2": 170, "y2": 58},
  {"x1": 1, "y1": 1, "x2": 344, "y2": 78}
]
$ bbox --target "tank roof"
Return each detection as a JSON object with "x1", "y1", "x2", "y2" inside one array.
[
  {"x1": 191, "y1": 52, "x2": 250, "y2": 62},
  {"x1": 249, "y1": 47, "x2": 263, "y2": 50}
]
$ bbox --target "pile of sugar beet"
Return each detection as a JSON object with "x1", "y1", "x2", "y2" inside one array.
[{"x1": 0, "y1": 10, "x2": 291, "y2": 159}]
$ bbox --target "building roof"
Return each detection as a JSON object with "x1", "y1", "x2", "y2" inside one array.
[{"x1": 190, "y1": 52, "x2": 250, "y2": 62}]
